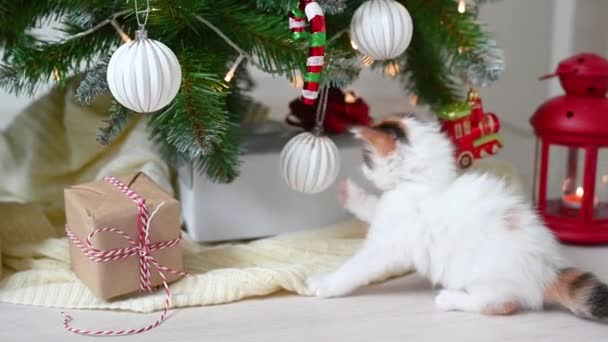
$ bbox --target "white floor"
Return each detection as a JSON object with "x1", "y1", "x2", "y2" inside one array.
[{"x1": 0, "y1": 244, "x2": 607, "y2": 341}]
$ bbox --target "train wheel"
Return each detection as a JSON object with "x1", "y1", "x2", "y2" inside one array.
[{"x1": 457, "y1": 151, "x2": 474, "y2": 169}]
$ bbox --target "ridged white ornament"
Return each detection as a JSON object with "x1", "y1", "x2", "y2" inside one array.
[
  {"x1": 350, "y1": 0, "x2": 413, "y2": 61},
  {"x1": 107, "y1": 30, "x2": 181, "y2": 113},
  {"x1": 280, "y1": 132, "x2": 340, "y2": 194}
]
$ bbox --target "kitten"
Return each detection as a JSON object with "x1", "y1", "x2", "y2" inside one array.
[{"x1": 307, "y1": 115, "x2": 608, "y2": 319}]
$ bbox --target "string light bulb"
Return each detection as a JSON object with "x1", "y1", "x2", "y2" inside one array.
[
  {"x1": 53, "y1": 66, "x2": 61, "y2": 81},
  {"x1": 344, "y1": 91, "x2": 358, "y2": 104},
  {"x1": 458, "y1": 0, "x2": 466, "y2": 14},
  {"x1": 361, "y1": 55, "x2": 374, "y2": 67},
  {"x1": 290, "y1": 73, "x2": 304, "y2": 89},
  {"x1": 409, "y1": 94, "x2": 418, "y2": 106},
  {"x1": 224, "y1": 54, "x2": 245, "y2": 82},
  {"x1": 384, "y1": 62, "x2": 401, "y2": 77},
  {"x1": 350, "y1": 39, "x2": 358, "y2": 50}
]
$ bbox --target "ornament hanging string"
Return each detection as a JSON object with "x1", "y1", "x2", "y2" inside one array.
[
  {"x1": 62, "y1": 176, "x2": 189, "y2": 336},
  {"x1": 134, "y1": 0, "x2": 151, "y2": 30},
  {"x1": 289, "y1": 0, "x2": 326, "y2": 105},
  {"x1": 313, "y1": 84, "x2": 330, "y2": 136}
]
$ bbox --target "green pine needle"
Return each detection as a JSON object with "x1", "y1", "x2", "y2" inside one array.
[{"x1": 97, "y1": 101, "x2": 132, "y2": 145}]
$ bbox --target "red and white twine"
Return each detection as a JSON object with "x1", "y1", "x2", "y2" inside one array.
[{"x1": 62, "y1": 176, "x2": 188, "y2": 336}]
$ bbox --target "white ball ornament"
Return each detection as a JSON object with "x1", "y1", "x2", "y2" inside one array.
[
  {"x1": 350, "y1": 0, "x2": 414, "y2": 61},
  {"x1": 280, "y1": 132, "x2": 340, "y2": 194},
  {"x1": 107, "y1": 30, "x2": 181, "y2": 113}
]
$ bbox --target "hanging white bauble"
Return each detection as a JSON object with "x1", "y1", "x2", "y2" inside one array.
[
  {"x1": 350, "y1": 0, "x2": 413, "y2": 61},
  {"x1": 107, "y1": 30, "x2": 181, "y2": 113},
  {"x1": 280, "y1": 132, "x2": 340, "y2": 194}
]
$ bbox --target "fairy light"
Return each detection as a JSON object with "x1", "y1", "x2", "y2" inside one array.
[
  {"x1": 290, "y1": 73, "x2": 304, "y2": 88},
  {"x1": 350, "y1": 39, "x2": 358, "y2": 50},
  {"x1": 53, "y1": 66, "x2": 61, "y2": 81},
  {"x1": 409, "y1": 94, "x2": 418, "y2": 106},
  {"x1": 361, "y1": 55, "x2": 374, "y2": 67},
  {"x1": 344, "y1": 91, "x2": 358, "y2": 104},
  {"x1": 384, "y1": 62, "x2": 400, "y2": 77},
  {"x1": 458, "y1": 0, "x2": 466, "y2": 14},
  {"x1": 224, "y1": 54, "x2": 245, "y2": 82}
]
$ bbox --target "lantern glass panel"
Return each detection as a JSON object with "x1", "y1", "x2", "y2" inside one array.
[
  {"x1": 594, "y1": 148, "x2": 608, "y2": 220},
  {"x1": 546, "y1": 145, "x2": 585, "y2": 218}
]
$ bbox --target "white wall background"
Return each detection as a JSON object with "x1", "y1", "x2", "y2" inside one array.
[{"x1": 1, "y1": 0, "x2": 607, "y2": 191}]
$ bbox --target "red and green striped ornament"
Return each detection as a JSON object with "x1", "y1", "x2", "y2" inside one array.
[{"x1": 289, "y1": 0, "x2": 326, "y2": 105}]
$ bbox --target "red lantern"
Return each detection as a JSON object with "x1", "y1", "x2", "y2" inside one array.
[{"x1": 531, "y1": 53, "x2": 608, "y2": 244}]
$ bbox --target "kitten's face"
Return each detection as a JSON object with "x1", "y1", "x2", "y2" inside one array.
[
  {"x1": 353, "y1": 115, "x2": 454, "y2": 191},
  {"x1": 353, "y1": 118, "x2": 409, "y2": 191}
]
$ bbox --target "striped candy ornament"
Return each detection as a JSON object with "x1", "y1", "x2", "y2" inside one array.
[
  {"x1": 62, "y1": 176, "x2": 188, "y2": 336},
  {"x1": 289, "y1": 0, "x2": 326, "y2": 105}
]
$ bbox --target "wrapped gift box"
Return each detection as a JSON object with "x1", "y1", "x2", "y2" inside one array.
[
  {"x1": 178, "y1": 123, "x2": 369, "y2": 242},
  {"x1": 64, "y1": 172, "x2": 183, "y2": 299}
]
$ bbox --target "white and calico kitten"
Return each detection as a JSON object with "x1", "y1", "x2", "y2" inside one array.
[{"x1": 307, "y1": 115, "x2": 608, "y2": 319}]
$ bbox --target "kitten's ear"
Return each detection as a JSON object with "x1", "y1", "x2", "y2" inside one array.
[{"x1": 350, "y1": 126, "x2": 398, "y2": 156}]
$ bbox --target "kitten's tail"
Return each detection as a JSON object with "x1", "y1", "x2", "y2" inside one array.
[{"x1": 544, "y1": 267, "x2": 608, "y2": 320}]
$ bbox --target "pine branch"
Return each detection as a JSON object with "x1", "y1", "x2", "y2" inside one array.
[
  {"x1": 128, "y1": 1, "x2": 307, "y2": 78},
  {"x1": 193, "y1": 125, "x2": 242, "y2": 182},
  {"x1": 391, "y1": 0, "x2": 504, "y2": 106},
  {"x1": 393, "y1": 0, "x2": 461, "y2": 107},
  {"x1": 147, "y1": 48, "x2": 241, "y2": 182},
  {"x1": 418, "y1": 0, "x2": 505, "y2": 87},
  {"x1": 0, "y1": 24, "x2": 117, "y2": 95},
  {"x1": 97, "y1": 101, "x2": 132, "y2": 145},
  {"x1": 456, "y1": 39, "x2": 505, "y2": 87},
  {"x1": 324, "y1": 54, "x2": 362, "y2": 88},
  {"x1": 75, "y1": 56, "x2": 109, "y2": 104},
  {"x1": 0, "y1": 0, "x2": 124, "y2": 50}
]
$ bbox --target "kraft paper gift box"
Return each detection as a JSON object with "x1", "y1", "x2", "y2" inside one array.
[{"x1": 64, "y1": 172, "x2": 183, "y2": 299}]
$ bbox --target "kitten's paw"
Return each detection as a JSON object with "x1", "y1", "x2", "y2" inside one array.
[
  {"x1": 434, "y1": 290, "x2": 467, "y2": 312},
  {"x1": 306, "y1": 273, "x2": 350, "y2": 298}
]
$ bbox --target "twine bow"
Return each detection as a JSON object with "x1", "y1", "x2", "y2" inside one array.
[{"x1": 63, "y1": 176, "x2": 188, "y2": 336}]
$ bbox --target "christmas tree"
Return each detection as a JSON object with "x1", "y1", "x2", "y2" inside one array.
[{"x1": 0, "y1": 0, "x2": 504, "y2": 182}]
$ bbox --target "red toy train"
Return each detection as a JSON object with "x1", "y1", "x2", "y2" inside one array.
[{"x1": 438, "y1": 90, "x2": 502, "y2": 168}]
